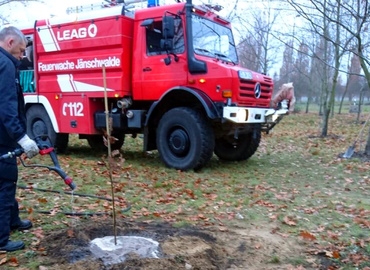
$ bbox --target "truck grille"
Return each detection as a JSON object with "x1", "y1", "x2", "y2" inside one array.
[{"x1": 238, "y1": 76, "x2": 273, "y2": 107}]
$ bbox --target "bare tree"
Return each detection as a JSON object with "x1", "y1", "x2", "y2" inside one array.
[
  {"x1": 288, "y1": 0, "x2": 360, "y2": 136},
  {"x1": 0, "y1": 0, "x2": 41, "y2": 25},
  {"x1": 291, "y1": 43, "x2": 310, "y2": 103},
  {"x1": 233, "y1": 1, "x2": 281, "y2": 76},
  {"x1": 351, "y1": 1, "x2": 370, "y2": 155},
  {"x1": 278, "y1": 40, "x2": 294, "y2": 84},
  {"x1": 338, "y1": 53, "x2": 362, "y2": 114},
  {"x1": 331, "y1": 0, "x2": 370, "y2": 154},
  {"x1": 0, "y1": 0, "x2": 24, "y2": 4},
  {"x1": 288, "y1": 0, "x2": 370, "y2": 153}
]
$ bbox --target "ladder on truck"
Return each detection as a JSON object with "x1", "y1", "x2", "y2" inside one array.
[{"x1": 66, "y1": 0, "x2": 154, "y2": 15}]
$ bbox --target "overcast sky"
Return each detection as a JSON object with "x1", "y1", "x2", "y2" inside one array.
[
  {"x1": 2, "y1": 0, "x2": 269, "y2": 26},
  {"x1": 3, "y1": 0, "x2": 296, "y2": 42},
  {"x1": 1, "y1": 0, "x2": 299, "y2": 76}
]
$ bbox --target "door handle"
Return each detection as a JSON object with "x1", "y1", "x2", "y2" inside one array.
[{"x1": 143, "y1": 67, "x2": 152, "y2": 72}]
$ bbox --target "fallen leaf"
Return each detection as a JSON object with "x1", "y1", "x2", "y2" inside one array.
[
  {"x1": 0, "y1": 256, "x2": 7, "y2": 265},
  {"x1": 219, "y1": 226, "x2": 228, "y2": 232},
  {"x1": 38, "y1": 198, "x2": 48, "y2": 203},
  {"x1": 327, "y1": 230, "x2": 339, "y2": 240},
  {"x1": 8, "y1": 256, "x2": 18, "y2": 267},
  {"x1": 67, "y1": 229, "x2": 74, "y2": 237},
  {"x1": 354, "y1": 218, "x2": 370, "y2": 228},
  {"x1": 283, "y1": 216, "x2": 297, "y2": 226},
  {"x1": 300, "y1": 231, "x2": 316, "y2": 241},
  {"x1": 324, "y1": 250, "x2": 333, "y2": 258},
  {"x1": 269, "y1": 214, "x2": 278, "y2": 221},
  {"x1": 333, "y1": 250, "x2": 340, "y2": 259}
]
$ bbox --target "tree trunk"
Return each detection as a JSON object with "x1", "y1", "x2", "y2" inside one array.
[
  {"x1": 319, "y1": 87, "x2": 324, "y2": 116},
  {"x1": 339, "y1": 79, "x2": 350, "y2": 114},
  {"x1": 321, "y1": 103, "x2": 329, "y2": 137},
  {"x1": 305, "y1": 79, "x2": 313, "y2": 113},
  {"x1": 321, "y1": 0, "x2": 341, "y2": 136},
  {"x1": 305, "y1": 96, "x2": 310, "y2": 113},
  {"x1": 365, "y1": 127, "x2": 370, "y2": 156},
  {"x1": 331, "y1": 99, "x2": 334, "y2": 118},
  {"x1": 356, "y1": 88, "x2": 364, "y2": 123}
]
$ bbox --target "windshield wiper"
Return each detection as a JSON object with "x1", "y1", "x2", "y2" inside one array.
[
  {"x1": 195, "y1": 47, "x2": 212, "y2": 54},
  {"x1": 214, "y1": 52, "x2": 236, "y2": 65},
  {"x1": 195, "y1": 48, "x2": 236, "y2": 65}
]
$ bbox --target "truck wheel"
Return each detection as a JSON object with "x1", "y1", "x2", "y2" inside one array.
[
  {"x1": 26, "y1": 105, "x2": 68, "y2": 152},
  {"x1": 214, "y1": 127, "x2": 261, "y2": 161},
  {"x1": 156, "y1": 107, "x2": 214, "y2": 171},
  {"x1": 26, "y1": 105, "x2": 55, "y2": 141},
  {"x1": 87, "y1": 134, "x2": 125, "y2": 151}
]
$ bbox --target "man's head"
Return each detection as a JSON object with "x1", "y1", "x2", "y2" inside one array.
[{"x1": 0, "y1": 26, "x2": 27, "y2": 60}]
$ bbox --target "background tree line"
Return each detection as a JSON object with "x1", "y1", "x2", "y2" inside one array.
[{"x1": 229, "y1": 0, "x2": 370, "y2": 154}]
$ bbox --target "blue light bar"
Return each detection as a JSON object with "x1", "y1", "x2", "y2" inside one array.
[{"x1": 148, "y1": 0, "x2": 160, "y2": 7}]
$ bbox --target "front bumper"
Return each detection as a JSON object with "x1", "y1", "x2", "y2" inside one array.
[{"x1": 223, "y1": 100, "x2": 289, "y2": 125}]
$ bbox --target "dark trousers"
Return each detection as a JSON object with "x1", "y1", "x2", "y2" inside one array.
[{"x1": 0, "y1": 158, "x2": 21, "y2": 246}]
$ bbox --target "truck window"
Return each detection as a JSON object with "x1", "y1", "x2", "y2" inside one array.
[
  {"x1": 19, "y1": 38, "x2": 35, "y2": 93},
  {"x1": 19, "y1": 46, "x2": 33, "y2": 70},
  {"x1": 192, "y1": 14, "x2": 238, "y2": 64},
  {"x1": 146, "y1": 22, "x2": 163, "y2": 55},
  {"x1": 146, "y1": 18, "x2": 184, "y2": 56}
]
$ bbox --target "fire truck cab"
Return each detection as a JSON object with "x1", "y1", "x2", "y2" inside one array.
[{"x1": 20, "y1": 0, "x2": 289, "y2": 170}]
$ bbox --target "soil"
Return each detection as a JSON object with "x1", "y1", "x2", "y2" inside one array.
[{"x1": 37, "y1": 220, "x2": 312, "y2": 270}]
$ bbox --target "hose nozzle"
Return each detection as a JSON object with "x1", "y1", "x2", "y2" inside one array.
[{"x1": 64, "y1": 176, "x2": 76, "y2": 190}]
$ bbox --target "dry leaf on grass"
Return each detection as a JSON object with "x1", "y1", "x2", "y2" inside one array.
[
  {"x1": 283, "y1": 216, "x2": 297, "y2": 226},
  {"x1": 300, "y1": 231, "x2": 316, "y2": 241}
]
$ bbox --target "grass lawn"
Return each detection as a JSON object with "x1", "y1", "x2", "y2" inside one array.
[{"x1": 2, "y1": 104, "x2": 369, "y2": 269}]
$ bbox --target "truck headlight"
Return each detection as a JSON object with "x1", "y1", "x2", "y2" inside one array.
[
  {"x1": 237, "y1": 109, "x2": 248, "y2": 122},
  {"x1": 238, "y1": 70, "x2": 253, "y2": 80}
]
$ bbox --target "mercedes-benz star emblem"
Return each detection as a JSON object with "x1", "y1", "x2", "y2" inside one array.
[{"x1": 254, "y1": 83, "x2": 261, "y2": 99}]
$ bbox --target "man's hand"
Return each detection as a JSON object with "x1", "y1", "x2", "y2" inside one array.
[{"x1": 17, "y1": 135, "x2": 39, "y2": 159}]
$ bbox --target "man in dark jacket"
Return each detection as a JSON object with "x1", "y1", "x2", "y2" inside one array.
[{"x1": 0, "y1": 26, "x2": 39, "y2": 252}]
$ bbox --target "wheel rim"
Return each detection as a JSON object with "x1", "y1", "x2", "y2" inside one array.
[
  {"x1": 168, "y1": 128, "x2": 190, "y2": 157},
  {"x1": 32, "y1": 119, "x2": 47, "y2": 137}
]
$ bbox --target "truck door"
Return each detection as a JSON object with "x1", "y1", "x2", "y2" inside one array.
[{"x1": 139, "y1": 17, "x2": 187, "y2": 100}]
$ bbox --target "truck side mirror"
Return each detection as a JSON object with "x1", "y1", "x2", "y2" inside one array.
[
  {"x1": 162, "y1": 15, "x2": 174, "y2": 39},
  {"x1": 161, "y1": 15, "x2": 178, "y2": 65},
  {"x1": 160, "y1": 39, "x2": 173, "y2": 51}
]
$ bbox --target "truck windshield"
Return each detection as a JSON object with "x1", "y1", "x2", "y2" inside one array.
[{"x1": 192, "y1": 14, "x2": 238, "y2": 64}]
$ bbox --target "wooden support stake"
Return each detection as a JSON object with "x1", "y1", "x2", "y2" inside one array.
[{"x1": 103, "y1": 64, "x2": 117, "y2": 245}]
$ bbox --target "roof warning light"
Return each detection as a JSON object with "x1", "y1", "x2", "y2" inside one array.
[{"x1": 147, "y1": 0, "x2": 160, "y2": 7}]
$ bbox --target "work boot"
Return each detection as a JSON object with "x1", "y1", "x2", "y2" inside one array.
[
  {"x1": 11, "y1": 220, "x2": 33, "y2": 231},
  {"x1": 0, "y1": 240, "x2": 25, "y2": 252}
]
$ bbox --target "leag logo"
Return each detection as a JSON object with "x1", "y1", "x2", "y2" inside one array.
[{"x1": 57, "y1": 24, "x2": 98, "y2": 41}]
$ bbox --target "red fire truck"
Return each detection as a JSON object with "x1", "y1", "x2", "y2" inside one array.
[{"x1": 19, "y1": 0, "x2": 289, "y2": 171}]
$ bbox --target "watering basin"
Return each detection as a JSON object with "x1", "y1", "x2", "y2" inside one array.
[{"x1": 90, "y1": 236, "x2": 160, "y2": 265}]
